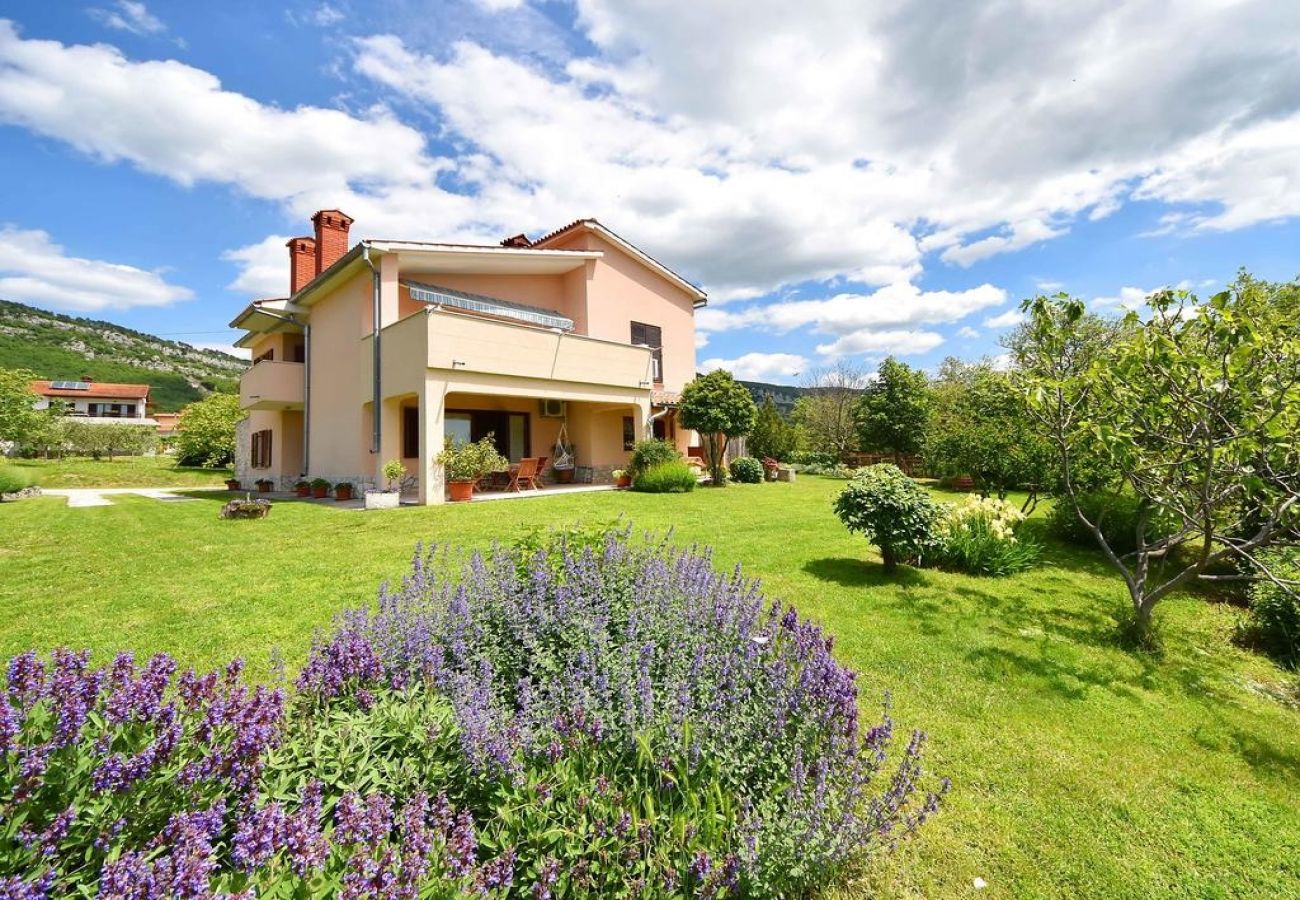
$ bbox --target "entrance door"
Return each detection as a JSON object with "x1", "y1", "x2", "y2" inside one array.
[{"x1": 446, "y1": 411, "x2": 530, "y2": 462}]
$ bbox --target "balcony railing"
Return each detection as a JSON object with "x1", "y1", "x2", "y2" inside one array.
[{"x1": 239, "y1": 360, "x2": 304, "y2": 410}]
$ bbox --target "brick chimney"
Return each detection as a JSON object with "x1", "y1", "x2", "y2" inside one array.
[
  {"x1": 287, "y1": 236, "x2": 317, "y2": 294},
  {"x1": 311, "y1": 209, "x2": 354, "y2": 275}
]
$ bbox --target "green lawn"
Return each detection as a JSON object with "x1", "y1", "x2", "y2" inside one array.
[
  {"x1": 10, "y1": 455, "x2": 231, "y2": 488},
  {"x1": 0, "y1": 479, "x2": 1296, "y2": 897}
]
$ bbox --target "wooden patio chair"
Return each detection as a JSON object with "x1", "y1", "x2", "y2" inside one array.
[{"x1": 507, "y1": 457, "x2": 540, "y2": 492}]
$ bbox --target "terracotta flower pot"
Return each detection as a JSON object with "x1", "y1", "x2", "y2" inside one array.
[
  {"x1": 312, "y1": 485, "x2": 328, "y2": 499},
  {"x1": 225, "y1": 480, "x2": 241, "y2": 491},
  {"x1": 295, "y1": 485, "x2": 311, "y2": 497},
  {"x1": 335, "y1": 485, "x2": 353, "y2": 501},
  {"x1": 448, "y1": 480, "x2": 474, "y2": 502},
  {"x1": 554, "y1": 467, "x2": 574, "y2": 484},
  {"x1": 256, "y1": 481, "x2": 273, "y2": 493},
  {"x1": 616, "y1": 474, "x2": 632, "y2": 489}
]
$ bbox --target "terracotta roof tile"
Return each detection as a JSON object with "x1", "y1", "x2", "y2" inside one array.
[{"x1": 31, "y1": 380, "x2": 150, "y2": 400}]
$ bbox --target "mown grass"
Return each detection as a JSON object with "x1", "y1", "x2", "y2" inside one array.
[
  {"x1": 0, "y1": 478, "x2": 1296, "y2": 897},
  {"x1": 9, "y1": 455, "x2": 231, "y2": 488}
]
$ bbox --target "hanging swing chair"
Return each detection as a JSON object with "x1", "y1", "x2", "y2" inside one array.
[{"x1": 552, "y1": 422, "x2": 575, "y2": 483}]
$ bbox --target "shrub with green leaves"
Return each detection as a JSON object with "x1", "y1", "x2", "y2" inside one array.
[
  {"x1": 627, "y1": 438, "x2": 680, "y2": 478},
  {"x1": 728, "y1": 456, "x2": 763, "y2": 484},
  {"x1": 932, "y1": 495, "x2": 1041, "y2": 576},
  {"x1": 1249, "y1": 547, "x2": 1300, "y2": 663},
  {"x1": 0, "y1": 466, "x2": 32, "y2": 497},
  {"x1": 1045, "y1": 490, "x2": 1175, "y2": 555},
  {"x1": 632, "y1": 460, "x2": 698, "y2": 493},
  {"x1": 833, "y1": 464, "x2": 939, "y2": 572}
]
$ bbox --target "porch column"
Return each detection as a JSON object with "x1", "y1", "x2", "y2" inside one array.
[
  {"x1": 375, "y1": 397, "x2": 403, "y2": 487},
  {"x1": 634, "y1": 396, "x2": 652, "y2": 443},
  {"x1": 418, "y1": 376, "x2": 446, "y2": 505}
]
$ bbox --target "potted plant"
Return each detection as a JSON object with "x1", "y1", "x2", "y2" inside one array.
[
  {"x1": 310, "y1": 477, "x2": 330, "y2": 499},
  {"x1": 224, "y1": 478, "x2": 242, "y2": 491},
  {"x1": 294, "y1": 479, "x2": 311, "y2": 497},
  {"x1": 334, "y1": 481, "x2": 354, "y2": 501},
  {"x1": 613, "y1": 468, "x2": 632, "y2": 489},
  {"x1": 365, "y1": 459, "x2": 406, "y2": 510},
  {"x1": 437, "y1": 436, "x2": 507, "y2": 502},
  {"x1": 255, "y1": 478, "x2": 274, "y2": 493}
]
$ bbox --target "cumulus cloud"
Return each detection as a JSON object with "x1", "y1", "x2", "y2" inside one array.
[
  {"x1": 87, "y1": 1, "x2": 165, "y2": 36},
  {"x1": 221, "y1": 236, "x2": 293, "y2": 297},
  {"x1": 699, "y1": 352, "x2": 808, "y2": 382},
  {"x1": 957, "y1": 326, "x2": 980, "y2": 338},
  {"x1": 814, "y1": 329, "x2": 944, "y2": 358},
  {"x1": 1090, "y1": 279, "x2": 1195, "y2": 311},
  {"x1": 5, "y1": 0, "x2": 1300, "y2": 302},
  {"x1": 982, "y1": 309, "x2": 1025, "y2": 329},
  {"x1": 696, "y1": 282, "x2": 1007, "y2": 337},
  {"x1": 0, "y1": 225, "x2": 193, "y2": 311},
  {"x1": 190, "y1": 341, "x2": 250, "y2": 360}
]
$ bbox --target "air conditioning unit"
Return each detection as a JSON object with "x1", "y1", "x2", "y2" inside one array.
[{"x1": 540, "y1": 399, "x2": 567, "y2": 418}]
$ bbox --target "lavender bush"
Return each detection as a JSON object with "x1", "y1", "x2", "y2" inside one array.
[{"x1": 0, "y1": 531, "x2": 944, "y2": 897}]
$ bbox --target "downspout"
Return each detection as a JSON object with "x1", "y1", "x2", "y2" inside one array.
[
  {"x1": 302, "y1": 322, "x2": 311, "y2": 476},
  {"x1": 362, "y1": 243, "x2": 381, "y2": 455}
]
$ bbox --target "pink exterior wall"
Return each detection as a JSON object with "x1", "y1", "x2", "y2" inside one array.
[{"x1": 543, "y1": 231, "x2": 698, "y2": 392}]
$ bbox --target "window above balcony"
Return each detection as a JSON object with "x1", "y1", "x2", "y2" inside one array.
[{"x1": 402, "y1": 280, "x2": 574, "y2": 331}]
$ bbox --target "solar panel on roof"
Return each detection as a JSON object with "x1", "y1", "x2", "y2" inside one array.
[{"x1": 50, "y1": 380, "x2": 90, "y2": 390}]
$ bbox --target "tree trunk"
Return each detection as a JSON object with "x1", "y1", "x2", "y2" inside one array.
[{"x1": 881, "y1": 545, "x2": 898, "y2": 573}]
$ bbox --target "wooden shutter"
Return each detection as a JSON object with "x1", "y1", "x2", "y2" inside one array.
[{"x1": 631, "y1": 322, "x2": 664, "y2": 384}]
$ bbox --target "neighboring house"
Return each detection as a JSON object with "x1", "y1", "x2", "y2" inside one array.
[
  {"x1": 153, "y1": 411, "x2": 182, "y2": 436},
  {"x1": 31, "y1": 380, "x2": 158, "y2": 426},
  {"x1": 230, "y1": 209, "x2": 706, "y2": 504}
]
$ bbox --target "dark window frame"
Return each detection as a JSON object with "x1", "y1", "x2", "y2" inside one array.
[
  {"x1": 630, "y1": 321, "x2": 664, "y2": 385},
  {"x1": 402, "y1": 406, "x2": 420, "y2": 459},
  {"x1": 251, "y1": 428, "x2": 273, "y2": 469}
]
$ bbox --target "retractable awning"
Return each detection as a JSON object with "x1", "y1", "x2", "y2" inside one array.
[{"x1": 403, "y1": 280, "x2": 574, "y2": 331}]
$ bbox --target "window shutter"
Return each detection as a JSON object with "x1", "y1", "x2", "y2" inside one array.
[{"x1": 631, "y1": 322, "x2": 647, "y2": 346}]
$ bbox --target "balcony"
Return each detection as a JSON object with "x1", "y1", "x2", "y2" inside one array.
[
  {"x1": 365, "y1": 308, "x2": 655, "y2": 402},
  {"x1": 239, "y1": 360, "x2": 304, "y2": 410}
]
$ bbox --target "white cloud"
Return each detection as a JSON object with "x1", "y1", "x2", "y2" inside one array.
[
  {"x1": 6, "y1": 1, "x2": 1300, "y2": 302},
  {"x1": 699, "y1": 352, "x2": 808, "y2": 382},
  {"x1": 221, "y1": 235, "x2": 292, "y2": 297},
  {"x1": 815, "y1": 329, "x2": 944, "y2": 358},
  {"x1": 311, "y1": 4, "x2": 346, "y2": 26},
  {"x1": 472, "y1": 0, "x2": 526, "y2": 10},
  {"x1": 1090, "y1": 279, "x2": 1193, "y2": 311},
  {"x1": 87, "y1": 1, "x2": 165, "y2": 36},
  {"x1": 957, "y1": 326, "x2": 980, "y2": 338},
  {"x1": 982, "y1": 309, "x2": 1025, "y2": 329},
  {"x1": 696, "y1": 282, "x2": 1007, "y2": 336},
  {"x1": 0, "y1": 225, "x2": 193, "y2": 311},
  {"x1": 693, "y1": 331, "x2": 709, "y2": 350}
]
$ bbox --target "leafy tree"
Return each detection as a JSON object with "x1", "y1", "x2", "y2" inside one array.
[
  {"x1": 679, "y1": 370, "x2": 757, "y2": 486},
  {"x1": 925, "y1": 361, "x2": 1058, "y2": 510},
  {"x1": 60, "y1": 421, "x2": 157, "y2": 459},
  {"x1": 747, "y1": 396, "x2": 798, "y2": 461},
  {"x1": 833, "y1": 464, "x2": 938, "y2": 572},
  {"x1": 791, "y1": 362, "x2": 867, "y2": 460},
  {"x1": 175, "y1": 393, "x2": 243, "y2": 468},
  {"x1": 0, "y1": 367, "x2": 46, "y2": 447},
  {"x1": 1016, "y1": 279, "x2": 1300, "y2": 645},
  {"x1": 855, "y1": 356, "x2": 930, "y2": 462}
]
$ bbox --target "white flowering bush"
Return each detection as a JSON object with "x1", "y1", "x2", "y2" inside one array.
[{"x1": 932, "y1": 495, "x2": 1041, "y2": 576}]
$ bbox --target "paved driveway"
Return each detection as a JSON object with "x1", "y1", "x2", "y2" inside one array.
[{"x1": 41, "y1": 487, "x2": 225, "y2": 508}]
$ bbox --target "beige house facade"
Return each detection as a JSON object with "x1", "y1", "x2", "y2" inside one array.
[{"x1": 231, "y1": 210, "x2": 705, "y2": 503}]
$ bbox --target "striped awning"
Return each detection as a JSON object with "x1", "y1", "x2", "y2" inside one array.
[{"x1": 403, "y1": 280, "x2": 574, "y2": 331}]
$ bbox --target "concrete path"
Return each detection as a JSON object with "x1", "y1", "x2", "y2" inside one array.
[{"x1": 42, "y1": 487, "x2": 224, "y2": 508}]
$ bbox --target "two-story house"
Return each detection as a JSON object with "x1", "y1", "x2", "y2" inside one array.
[
  {"x1": 31, "y1": 380, "x2": 157, "y2": 427},
  {"x1": 230, "y1": 210, "x2": 705, "y2": 504}
]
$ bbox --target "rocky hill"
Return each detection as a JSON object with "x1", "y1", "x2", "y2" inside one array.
[{"x1": 0, "y1": 299, "x2": 245, "y2": 411}]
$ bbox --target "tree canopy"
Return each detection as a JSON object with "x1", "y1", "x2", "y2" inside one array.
[
  {"x1": 855, "y1": 356, "x2": 929, "y2": 461},
  {"x1": 174, "y1": 392, "x2": 243, "y2": 468},
  {"x1": 679, "y1": 369, "x2": 757, "y2": 486}
]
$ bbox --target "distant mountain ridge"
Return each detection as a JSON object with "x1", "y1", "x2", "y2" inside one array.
[
  {"x1": 737, "y1": 379, "x2": 812, "y2": 417},
  {"x1": 0, "y1": 299, "x2": 245, "y2": 412}
]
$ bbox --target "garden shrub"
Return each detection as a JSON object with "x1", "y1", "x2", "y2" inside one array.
[
  {"x1": 0, "y1": 535, "x2": 945, "y2": 898},
  {"x1": 790, "y1": 449, "x2": 838, "y2": 469},
  {"x1": 833, "y1": 464, "x2": 939, "y2": 572},
  {"x1": 1248, "y1": 546, "x2": 1300, "y2": 664},
  {"x1": 627, "y1": 439, "x2": 680, "y2": 478},
  {"x1": 633, "y1": 460, "x2": 698, "y2": 493},
  {"x1": 932, "y1": 495, "x2": 1041, "y2": 576},
  {"x1": 1046, "y1": 490, "x2": 1175, "y2": 555},
  {"x1": 728, "y1": 456, "x2": 763, "y2": 484},
  {"x1": 0, "y1": 466, "x2": 32, "y2": 497}
]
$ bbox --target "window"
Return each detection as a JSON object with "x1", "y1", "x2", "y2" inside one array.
[
  {"x1": 251, "y1": 429, "x2": 273, "y2": 468},
  {"x1": 622, "y1": 416, "x2": 636, "y2": 451},
  {"x1": 402, "y1": 406, "x2": 420, "y2": 459},
  {"x1": 444, "y1": 410, "x2": 530, "y2": 462},
  {"x1": 630, "y1": 322, "x2": 664, "y2": 384}
]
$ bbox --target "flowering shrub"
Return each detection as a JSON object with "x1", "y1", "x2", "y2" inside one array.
[
  {"x1": 932, "y1": 495, "x2": 1041, "y2": 576},
  {"x1": 627, "y1": 439, "x2": 680, "y2": 479},
  {"x1": 834, "y1": 464, "x2": 940, "y2": 572},
  {"x1": 0, "y1": 534, "x2": 944, "y2": 897}
]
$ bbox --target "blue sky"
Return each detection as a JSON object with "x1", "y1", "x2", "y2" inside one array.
[{"x1": 1, "y1": 1, "x2": 1297, "y2": 381}]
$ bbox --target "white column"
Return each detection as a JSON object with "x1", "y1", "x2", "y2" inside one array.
[{"x1": 418, "y1": 376, "x2": 446, "y2": 505}]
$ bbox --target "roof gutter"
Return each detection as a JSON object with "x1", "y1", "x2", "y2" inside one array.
[{"x1": 362, "y1": 242, "x2": 381, "y2": 456}]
